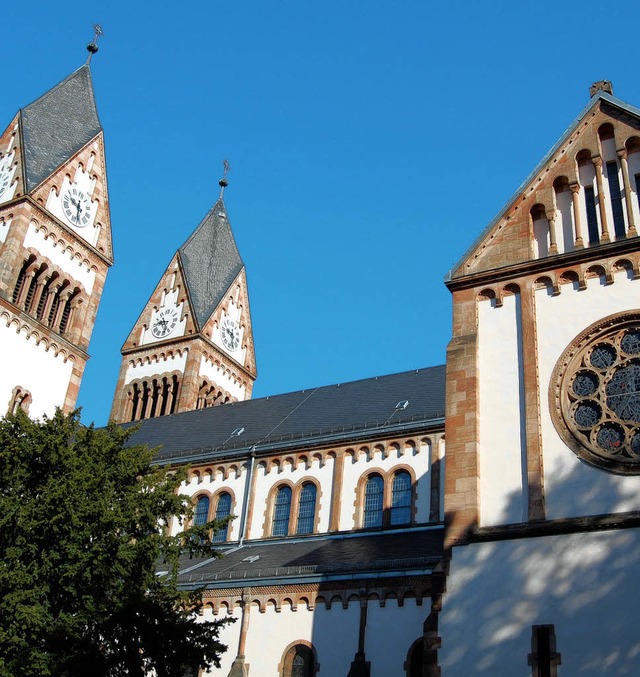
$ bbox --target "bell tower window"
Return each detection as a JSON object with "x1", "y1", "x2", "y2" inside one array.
[{"x1": 606, "y1": 160, "x2": 626, "y2": 237}]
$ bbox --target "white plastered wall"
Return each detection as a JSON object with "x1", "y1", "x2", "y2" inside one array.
[
  {"x1": 198, "y1": 356, "x2": 246, "y2": 402},
  {"x1": 202, "y1": 598, "x2": 426, "y2": 676},
  {"x1": 477, "y1": 293, "x2": 527, "y2": 526},
  {"x1": 536, "y1": 271, "x2": 640, "y2": 519},
  {"x1": 440, "y1": 529, "x2": 640, "y2": 675},
  {"x1": 0, "y1": 320, "x2": 73, "y2": 418},
  {"x1": 200, "y1": 604, "x2": 241, "y2": 676},
  {"x1": 124, "y1": 351, "x2": 187, "y2": 384}
]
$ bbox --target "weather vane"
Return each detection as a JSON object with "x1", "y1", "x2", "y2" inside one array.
[
  {"x1": 86, "y1": 24, "x2": 104, "y2": 62},
  {"x1": 219, "y1": 159, "x2": 231, "y2": 198}
]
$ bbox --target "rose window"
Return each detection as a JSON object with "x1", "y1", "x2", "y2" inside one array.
[{"x1": 550, "y1": 314, "x2": 640, "y2": 474}]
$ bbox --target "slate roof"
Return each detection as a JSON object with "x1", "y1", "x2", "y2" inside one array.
[
  {"x1": 446, "y1": 90, "x2": 640, "y2": 281},
  {"x1": 175, "y1": 528, "x2": 444, "y2": 588},
  {"x1": 178, "y1": 198, "x2": 244, "y2": 329},
  {"x1": 20, "y1": 65, "x2": 101, "y2": 192},
  {"x1": 127, "y1": 365, "x2": 446, "y2": 464}
]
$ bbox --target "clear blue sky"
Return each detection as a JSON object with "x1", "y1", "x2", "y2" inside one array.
[{"x1": 3, "y1": 1, "x2": 640, "y2": 425}]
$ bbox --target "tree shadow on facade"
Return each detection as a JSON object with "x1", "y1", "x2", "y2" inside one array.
[{"x1": 440, "y1": 460, "x2": 640, "y2": 675}]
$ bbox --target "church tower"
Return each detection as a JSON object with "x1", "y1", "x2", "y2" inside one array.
[
  {"x1": 110, "y1": 173, "x2": 257, "y2": 423},
  {"x1": 0, "y1": 41, "x2": 113, "y2": 418}
]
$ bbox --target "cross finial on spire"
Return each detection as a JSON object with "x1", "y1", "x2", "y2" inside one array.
[
  {"x1": 219, "y1": 159, "x2": 231, "y2": 198},
  {"x1": 86, "y1": 24, "x2": 104, "y2": 63}
]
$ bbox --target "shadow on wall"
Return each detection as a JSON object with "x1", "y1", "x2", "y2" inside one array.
[{"x1": 440, "y1": 460, "x2": 640, "y2": 675}]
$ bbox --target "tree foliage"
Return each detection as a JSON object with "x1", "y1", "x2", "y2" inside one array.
[{"x1": 0, "y1": 410, "x2": 230, "y2": 677}]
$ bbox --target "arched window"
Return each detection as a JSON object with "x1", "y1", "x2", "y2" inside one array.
[
  {"x1": 363, "y1": 474, "x2": 384, "y2": 528},
  {"x1": 212, "y1": 492, "x2": 232, "y2": 543},
  {"x1": 193, "y1": 496, "x2": 210, "y2": 526},
  {"x1": 296, "y1": 483, "x2": 317, "y2": 535},
  {"x1": 390, "y1": 471, "x2": 412, "y2": 525},
  {"x1": 281, "y1": 643, "x2": 316, "y2": 677},
  {"x1": 8, "y1": 386, "x2": 32, "y2": 415},
  {"x1": 272, "y1": 485, "x2": 292, "y2": 536}
]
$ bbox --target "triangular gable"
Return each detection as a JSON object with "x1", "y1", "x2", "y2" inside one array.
[
  {"x1": 122, "y1": 254, "x2": 198, "y2": 350},
  {"x1": 29, "y1": 133, "x2": 113, "y2": 262},
  {"x1": 178, "y1": 197, "x2": 244, "y2": 330},
  {"x1": 20, "y1": 65, "x2": 101, "y2": 192},
  {"x1": 446, "y1": 91, "x2": 640, "y2": 282},
  {"x1": 200, "y1": 266, "x2": 257, "y2": 377}
]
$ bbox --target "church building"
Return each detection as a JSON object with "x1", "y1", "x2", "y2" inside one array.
[{"x1": 2, "y1": 44, "x2": 640, "y2": 676}]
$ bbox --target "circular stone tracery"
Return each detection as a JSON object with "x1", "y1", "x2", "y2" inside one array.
[{"x1": 550, "y1": 314, "x2": 640, "y2": 474}]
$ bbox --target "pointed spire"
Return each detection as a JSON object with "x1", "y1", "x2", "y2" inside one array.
[
  {"x1": 20, "y1": 65, "x2": 101, "y2": 192},
  {"x1": 178, "y1": 196, "x2": 244, "y2": 330}
]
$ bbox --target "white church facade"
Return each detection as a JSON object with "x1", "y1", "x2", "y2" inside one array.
[{"x1": 2, "y1": 48, "x2": 640, "y2": 676}]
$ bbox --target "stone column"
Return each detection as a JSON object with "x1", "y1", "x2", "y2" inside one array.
[
  {"x1": 546, "y1": 209, "x2": 558, "y2": 254},
  {"x1": 41, "y1": 284, "x2": 59, "y2": 324},
  {"x1": 16, "y1": 269, "x2": 36, "y2": 307},
  {"x1": 569, "y1": 182, "x2": 584, "y2": 248},
  {"x1": 52, "y1": 288, "x2": 71, "y2": 332},
  {"x1": 30, "y1": 278, "x2": 48, "y2": 318},
  {"x1": 227, "y1": 589, "x2": 251, "y2": 677},
  {"x1": 520, "y1": 283, "x2": 545, "y2": 521},
  {"x1": 617, "y1": 148, "x2": 638, "y2": 236},
  {"x1": 592, "y1": 156, "x2": 610, "y2": 242},
  {"x1": 142, "y1": 382, "x2": 153, "y2": 420},
  {"x1": 329, "y1": 449, "x2": 345, "y2": 532}
]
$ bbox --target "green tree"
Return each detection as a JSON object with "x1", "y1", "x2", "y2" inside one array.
[{"x1": 0, "y1": 409, "x2": 231, "y2": 677}]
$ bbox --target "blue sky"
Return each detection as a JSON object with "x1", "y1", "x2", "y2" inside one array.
[{"x1": 3, "y1": 1, "x2": 640, "y2": 425}]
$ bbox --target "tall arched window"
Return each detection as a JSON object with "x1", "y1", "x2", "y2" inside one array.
[
  {"x1": 363, "y1": 474, "x2": 384, "y2": 528},
  {"x1": 390, "y1": 471, "x2": 412, "y2": 525},
  {"x1": 272, "y1": 486, "x2": 292, "y2": 536},
  {"x1": 212, "y1": 492, "x2": 232, "y2": 543},
  {"x1": 193, "y1": 496, "x2": 210, "y2": 526},
  {"x1": 296, "y1": 483, "x2": 317, "y2": 535}
]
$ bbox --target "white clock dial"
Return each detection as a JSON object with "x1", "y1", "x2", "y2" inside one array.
[
  {"x1": 61, "y1": 186, "x2": 92, "y2": 228},
  {"x1": 151, "y1": 308, "x2": 179, "y2": 339},
  {"x1": 221, "y1": 317, "x2": 240, "y2": 352}
]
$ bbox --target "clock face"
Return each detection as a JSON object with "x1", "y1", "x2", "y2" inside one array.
[
  {"x1": 151, "y1": 308, "x2": 179, "y2": 339},
  {"x1": 61, "y1": 186, "x2": 91, "y2": 227},
  {"x1": 221, "y1": 317, "x2": 240, "y2": 352}
]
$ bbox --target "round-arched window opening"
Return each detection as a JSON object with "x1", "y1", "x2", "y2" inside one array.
[{"x1": 550, "y1": 312, "x2": 640, "y2": 474}]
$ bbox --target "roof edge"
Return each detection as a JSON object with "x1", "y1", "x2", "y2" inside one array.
[{"x1": 445, "y1": 90, "x2": 640, "y2": 282}]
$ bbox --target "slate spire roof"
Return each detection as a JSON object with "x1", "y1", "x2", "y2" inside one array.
[
  {"x1": 178, "y1": 197, "x2": 244, "y2": 329},
  {"x1": 20, "y1": 64, "x2": 101, "y2": 192}
]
